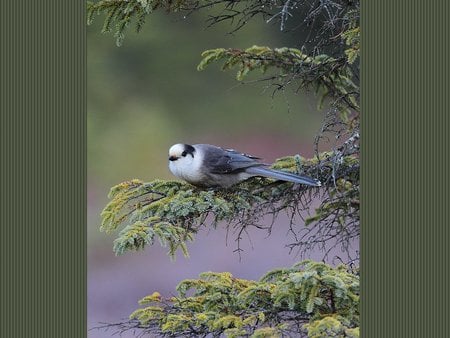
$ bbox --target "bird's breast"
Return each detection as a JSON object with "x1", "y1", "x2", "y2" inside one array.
[{"x1": 169, "y1": 158, "x2": 204, "y2": 185}]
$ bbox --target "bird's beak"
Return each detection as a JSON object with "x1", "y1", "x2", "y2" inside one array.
[{"x1": 168, "y1": 155, "x2": 178, "y2": 161}]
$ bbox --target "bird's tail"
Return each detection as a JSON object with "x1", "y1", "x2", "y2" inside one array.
[{"x1": 247, "y1": 166, "x2": 321, "y2": 187}]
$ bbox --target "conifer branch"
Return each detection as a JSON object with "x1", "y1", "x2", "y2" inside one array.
[
  {"x1": 92, "y1": 260, "x2": 359, "y2": 337},
  {"x1": 87, "y1": 0, "x2": 360, "y2": 49},
  {"x1": 100, "y1": 151, "x2": 359, "y2": 259},
  {"x1": 197, "y1": 46, "x2": 359, "y2": 112}
]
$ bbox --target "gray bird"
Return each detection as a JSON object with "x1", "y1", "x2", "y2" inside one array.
[{"x1": 168, "y1": 143, "x2": 321, "y2": 188}]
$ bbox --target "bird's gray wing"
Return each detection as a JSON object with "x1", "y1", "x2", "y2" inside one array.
[{"x1": 198, "y1": 145, "x2": 263, "y2": 174}]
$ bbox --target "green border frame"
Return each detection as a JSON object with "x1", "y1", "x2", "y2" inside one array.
[
  {"x1": 1, "y1": 0, "x2": 449, "y2": 337},
  {"x1": 361, "y1": 1, "x2": 449, "y2": 337},
  {"x1": 1, "y1": 1, "x2": 86, "y2": 337}
]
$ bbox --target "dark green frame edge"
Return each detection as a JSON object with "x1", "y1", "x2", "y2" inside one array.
[
  {"x1": 1, "y1": 0, "x2": 449, "y2": 337},
  {"x1": 1, "y1": 1, "x2": 86, "y2": 337},
  {"x1": 362, "y1": 1, "x2": 449, "y2": 337}
]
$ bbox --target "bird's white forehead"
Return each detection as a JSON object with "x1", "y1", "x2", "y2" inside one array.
[{"x1": 169, "y1": 143, "x2": 186, "y2": 156}]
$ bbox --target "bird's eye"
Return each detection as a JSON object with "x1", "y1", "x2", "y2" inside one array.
[{"x1": 181, "y1": 151, "x2": 187, "y2": 157}]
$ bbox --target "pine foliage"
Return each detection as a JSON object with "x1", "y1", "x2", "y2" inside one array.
[
  {"x1": 87, "y1": 0, "x2": 360, "y2": 51},
  {"x1": 87, "y1": 0, "x2": 187, "y2": 46},
  {"x1": 101, "y1": 152, "x2": 358, "y2": 259},
  {"x1": 98, "y1": 261, "x2": 359, "y2": 337},
  {"x1": 197, "y1": 45, "x2": 359, "y2": 113}
]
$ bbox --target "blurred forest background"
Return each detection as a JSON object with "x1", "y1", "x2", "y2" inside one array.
[{"x1": 88, "y1": 9, "x2": 327, "y2": 336}]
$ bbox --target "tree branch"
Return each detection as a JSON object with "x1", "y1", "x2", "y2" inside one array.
[
  {"x1": 92, "y1": 260, "x2": 359, "y2": 337},
  {"x1": 100, "y1": 151, "x2": 359, "y2": 259}
]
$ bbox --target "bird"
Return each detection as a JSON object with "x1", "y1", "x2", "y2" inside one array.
[{"x1": 168, "y1": 143, "x2": 321, "y2": 188}]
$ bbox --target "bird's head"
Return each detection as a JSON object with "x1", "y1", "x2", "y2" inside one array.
[{"x1": 168, "y1": 143, "x2": 196, "y2": 164}]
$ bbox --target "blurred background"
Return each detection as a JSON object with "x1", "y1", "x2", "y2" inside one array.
[{"x1": 88, "y1": 11, "x2": 326, "y2": 337}]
